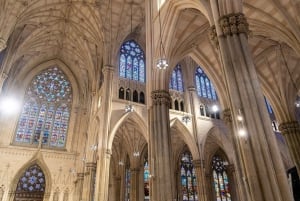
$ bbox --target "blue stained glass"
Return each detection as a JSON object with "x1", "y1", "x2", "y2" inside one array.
[
  {"x1": 205, "y1": 78, "x2": 212, "y2": 99},
  {"x1": 264, "y1": 97, "x2": 273, "y2": 114},
  {"x1": 139, "y1": 60, "x2": 145, "y2": 82},
  {"x1": 133, "y1": 58, "x2": 139, "y2": 81},
  {"x1": 195, "y1": 66, "x2": 217, "y2": 100},
  {"x1": 169, "y1": 64, "x2": 184, "y2": 92},
  {"x1": 16, "y1": 164, "x2": 45, "y2": 193},
  {"x1": 15, "y1": 67, "x2": 72, "y2": 148},
  {"x1": 119, "y1": 40, "x2": 145, "y2": 82},
  {"x1": 200, "y1": 77, "x2": 206, "y2": 97}
]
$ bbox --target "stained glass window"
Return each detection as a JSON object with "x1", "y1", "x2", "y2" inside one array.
[
  {"x1": 195, "y1": 67, "x2": 217, "y2": 100},
  {"x1": 144, "y1": 155, "x2": 150, "y2": 201},
  {"x1": 169, "y1": 64, "x2": 184, "y2": 92},
  {"x1": 180, "y1": 152, "x2": 198, "y2": 201},
  {"x1": 212, "y1": 155, "x2": 231, "y2": 201},
  {"x1": 125, "y1": 167, "x2": 131, "y2": 201},
  {"x1": 15, "y1": 164, "x2": 45, "y2": 200},
  {"x1": 15, "y1": 67, "x2": 72, "y2": 148},
  {"x1": 264, "y1": 96, "x2": 273, "y2": 114},
  {"x1": 119, "y1": 40, "x2": 145, "y2": 82}
]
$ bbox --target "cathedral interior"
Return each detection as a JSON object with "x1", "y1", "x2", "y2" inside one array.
[{"x1": 0, "y1": 0, "x2": 300, "y2": 201}]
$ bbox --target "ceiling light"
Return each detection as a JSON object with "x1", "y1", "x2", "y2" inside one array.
[{"x1": 0, "y1": 96, "x2": 20, "y2": 115}]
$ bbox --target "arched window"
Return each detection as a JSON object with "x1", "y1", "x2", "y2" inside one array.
[
  {"x1": 180, "y1": 151, "x2": 198, "y2": 201},
  {"x1": 175, "y1": 100, "x2": 179, "y2": 111},
  {"x1": 119, "y1": 40, "x2": 145, "y2": 82},
  {"x1": 15, "y1": 67, "x2": 72, "y2": 148},
  {"x1": 15, "y1": 164, "x2": 46, "y2": 200},
  {"x1": 125, "y1": 167, "x2": 131, "y2": 201},
  {"x1": 133, "y1": 90, "x2": 138, "y2": 102},
  {"x1": 200, "y1": 105, "x2": 205, "y2": 116},
  {"x1": 195, "y1": 67, "x2": 217, "y2": 100},
  {"x1": 180, "y1": 101, "x2": 184, "y2": 112},
  {"x1": 212, "y1": 155, "x2": 231, "y2": 201},
  {"x1": 144, "y1": 155, "x2": 150, "y2": 201},
  {"x1": 126, "y1": 88, "x2": 131, "y2": 101},
  {"x1": 139, "y1": 92, "x2": 145, "y2": 104},
  {"x1": 169, "y1": 64, "x2": 184, "y2": 92},
  {"x1": 119, "y1": 87, "x2": 125, "y2": 99}
]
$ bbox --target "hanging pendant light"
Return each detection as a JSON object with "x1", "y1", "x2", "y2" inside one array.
[{"x1": 156, "y1": 1, "x2": 168, "y2": 70}]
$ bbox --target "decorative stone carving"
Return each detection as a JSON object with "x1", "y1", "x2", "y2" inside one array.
[
  {"x1": 222, "y1": 108, "x2": 232, "y2": 124},
  {"x1": 0, "y1": 38, "x2": 6, "y2": 52},
  {"x1": 219, "y1": 13, "x2": 249, "y2": 36},
  {"x1": 151, "y1": 90, "x2": 171, "y2": 106},
  {"x1": 278, "y1": 121, "x2": 300, "y2": 135},
  {"x1": 209, "y1": 25, "x2": 219, "y2": 48}
]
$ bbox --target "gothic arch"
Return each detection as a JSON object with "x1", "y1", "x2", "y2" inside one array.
[
  {"x1": 8, "y1": 152, "x2": 52, "y2": 201},
  {"x1": 108, "y1": 111, "x2": 148, "y2": 150},
  {"x1": 170, "y1": 118, "x2": 199, "y2": 160}
]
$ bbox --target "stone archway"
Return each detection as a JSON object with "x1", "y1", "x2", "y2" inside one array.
[{"x1": 14, "y1": 164, "x2": 46, "y2": 201}]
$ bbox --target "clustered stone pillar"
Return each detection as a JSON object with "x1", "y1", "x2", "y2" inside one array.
[
  {"x1": 94, "y1": 66, "x2": 114, "y2": 201},
  {"x1": 75, "y1": 173, "x2": 84, "y2": 201},
  {"x1": 279, "y1": 121, "x2": 300, "y2": 174},
  {"x1": 130, "y1": 168, "x2": 140, "y2": 201},
  {"x1": 82, "y1": 162, "x2": 97, "y2": 201},
  {"x1": 192, "y1": 159, "x2": 207, "y2": 201},
  {"x1": 209, "y1": 3, "x2": 294, "y2": 200},
  {"x1": 149, "y1": 90, "x2": 174, "y2": 201},
  {"x1": 0, "y1": 38, "x2": 6, "y2": 52}
]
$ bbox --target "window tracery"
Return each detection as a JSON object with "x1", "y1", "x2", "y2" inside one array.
[
  {"x1": 169, "y1": 64, "x2": 184, "y2": 92},
  {"x1": 119, "y1": 40, "x2": 145, "y2": 82},
  {"x1": 15, "y1": 67, "x2": 72, "y2": 148},
  {"x1": 212, "y1": 155, "x2": 231, "y2": 201},
  {"x1": 195, "y1": 67, "x2": 217, "y2": 100}
]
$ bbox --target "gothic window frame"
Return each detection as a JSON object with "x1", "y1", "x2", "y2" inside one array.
[
  {"x1": 179, "y1": 151, "x2": 198, "y2": 201},
  {"x1": 119, "y1": 40, "x2": 145, "y2": 82},
  {"x1": 14, "y1": 67, "x2": 72, "y2": 149},
  {"x1": 195, "y1": 67, "x2": 218, "y2": 100},
  {"x1": 211, "y1": 154, "x2": 232, "y2": 201},
  {"x1": 169, "y1": 64, "x2": 184, "y2": 92}
]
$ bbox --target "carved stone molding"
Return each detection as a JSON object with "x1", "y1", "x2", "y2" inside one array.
[
  {"x1": 151, "y1": 90, "x2": 171, "y2": 106},
  {"x1": 77, "y1": 173, "x2": 85, "y2": 180},
  {"x1": 222, "y1": 108, "x2": 232, "y2": 124},
  {"x1": 279, "y1": 121, "x2": 300, "y2": 135},
  {"x1": 0, "y1": 38, "x2": 6, "y2": 52},
  {"x1": 219, "y1": 13, "x2": 249, "y2": 37},
  {"x1": 209, "y1": 25, "x2": 219, "y2": 48},
  {"x1": 192, "y1": 159, "x2": 203, "y2": 168},
  {"x1": 85, "y1": 162, "x2": 97, "y2": 170}
]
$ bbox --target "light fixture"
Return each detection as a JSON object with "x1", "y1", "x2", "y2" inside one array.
[
  {"x1": 211, "y1": 104, "x2": 219, "y2": 113},
  {"x1": 156, "y1": 2, "x2": 168, "y2": 70},
  {"x1": 237, "y1": 115, "x2": 243, "y2": 122},
  {"x1": 90, "y1": 144, "x2": 97, "y2": 151},
  {"x1": 280, "y1": 45, "x2": 299, "y2": 107},
  {"x1": 118, "y1": 160, "x2": 124, "y2": 166},
  {"x1": 238, "y1": 129, "x2": 247, "y2": 137},
  {"x1": 125, "y1": 104, "x2": 134, "y2": 113},
  {"x1": 182, "y1": 115, "x2": 191, "y2": 124}
]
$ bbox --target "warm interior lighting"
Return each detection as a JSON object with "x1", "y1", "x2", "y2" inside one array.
[
  {"x1": 0, "y1": 96, "x2": 20, "y2": 115},
  {"x1": 237, "y1": 115, "x2": 243, "y2": 121},
  {"x1": 238, "y1": 129, "x2": 247, "y2": 137},
  {"x1": 118, "y1": 160, "x2": 124, "y2": 166},
  {"x1": 156, "y1": 58, "x2": 168, "y2": 70},
  {"x1": 212, "y1": 105, "x2": 219, "y2": 113}
]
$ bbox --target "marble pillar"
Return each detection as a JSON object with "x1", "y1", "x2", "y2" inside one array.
[
  {"x1": 209, "y1": 9, "x2": 293, "y2": 201},
  {"x1": 149, "y1": 90, "x2": 174, "y2": 201}
]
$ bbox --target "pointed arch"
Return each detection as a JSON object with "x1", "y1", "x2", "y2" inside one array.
[{"x1": 9, "y1": 153, "x2": 52, "y2": 201}]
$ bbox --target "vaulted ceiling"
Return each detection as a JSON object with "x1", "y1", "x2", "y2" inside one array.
[{"x1": 0, "y1": 0, "x2": 299, "y2": 118}]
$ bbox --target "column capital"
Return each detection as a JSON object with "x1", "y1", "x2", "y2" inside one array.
[
  {"x1": 209, "y1": 25, "x2": 219, "y2": 48},
  {"x1": 0, "y1": 38, "x2": 7, "y2": 52},
  {"x1": 187, "y1": 86, "x2": 196, "y2": 92},
  {"x1": 85, "y1": 162, "x2": 97, "y2": 169},
  {"x1": 222, "y1": 108, "x2": 232, "y2": 124},
  {"x1": 151, "y1": 90, "x2": 171, "y2": 106},
  {"x1": 219, "y1": 13, "x2": 249, "y2": 37},
  {"x1": 77, "y1": 172, "x2": 85, "y2": 179},
  {"x1": 279, "y1": 121, "x2": 300, "y2": 135}
]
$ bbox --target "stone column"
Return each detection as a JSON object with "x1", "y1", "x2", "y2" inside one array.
[
  {"x1": 82, "y1": 162, "x2": 97, "y2": 201},
  {"x1": 209, "y1": 4, "x2": 293, "y2": 200},
  {"x1": 114, "y1": 176, "x2": 121, "y2": 201},
  {"x1": 279, "y1": 121, "x2": 300, "y2": 174},
  {"x1": 130, "y1": 168, "x2": 140, "y2": 201},
  {"x1": 149, "y1": 90, "x2": 174, "y2": 201},
  {"x1": 74, "y1": 173, "x2": 84, "y2": 201},
  {"x1": 94, "y1": 66, "x2": 114, "y2": 201},
  {"x1": 193, "y1": 159, "x2": 207, "y2": 201}
]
